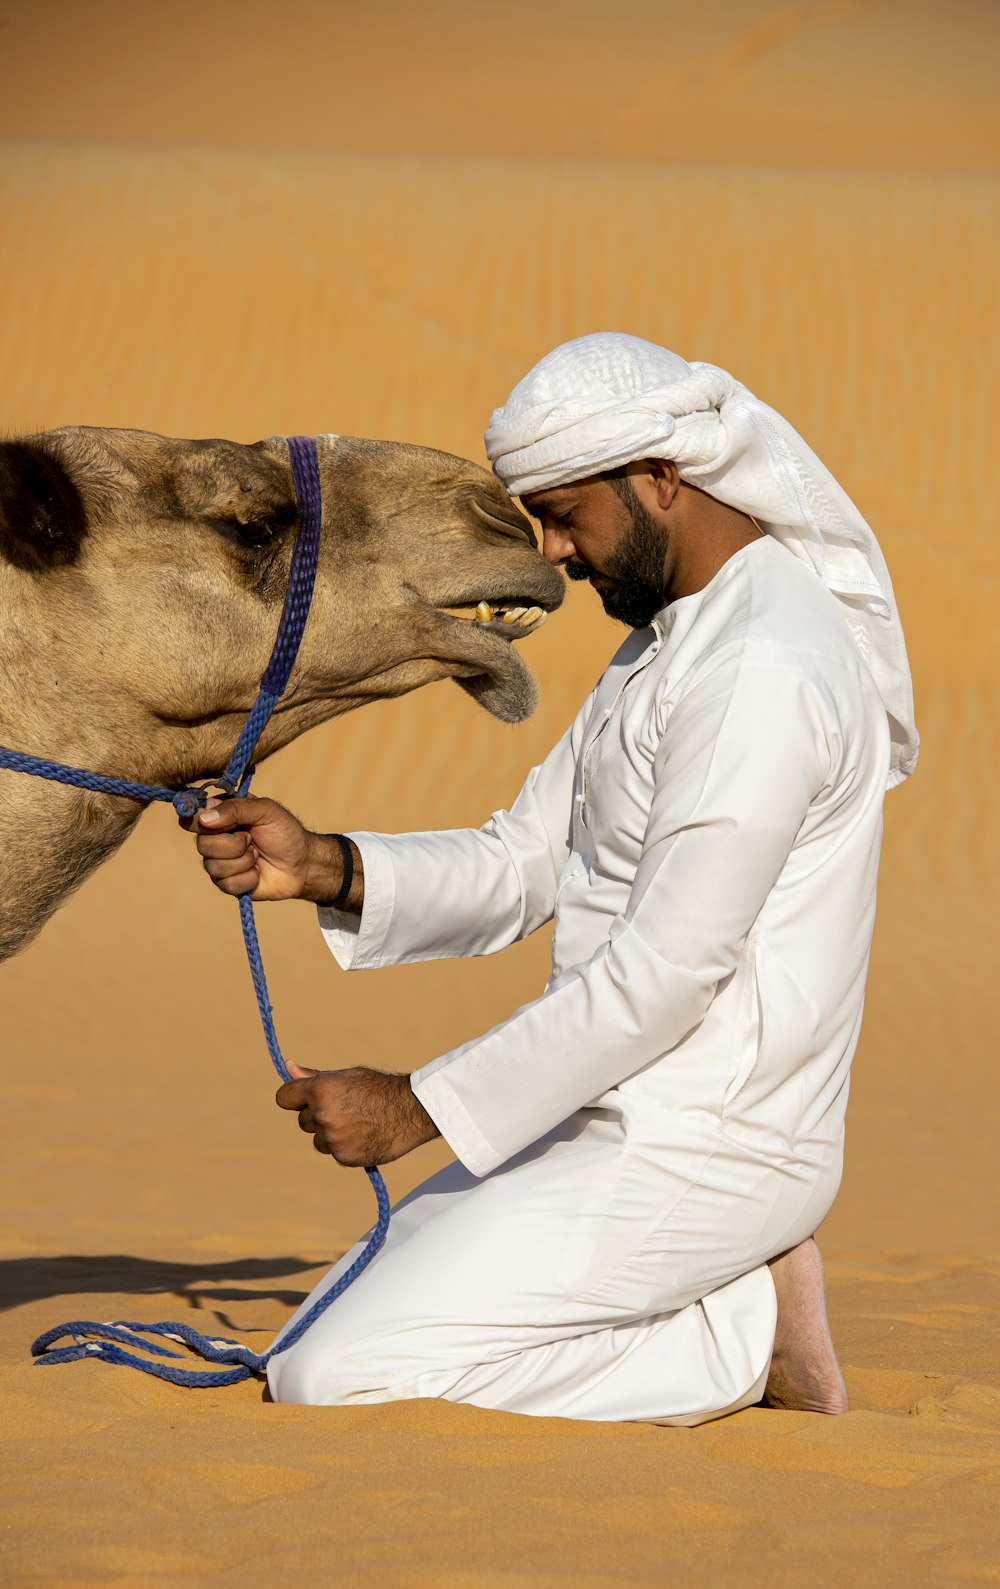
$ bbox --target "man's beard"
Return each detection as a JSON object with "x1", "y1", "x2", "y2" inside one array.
[{"x1": 565, "y1": 481, "x2": 669, "y2": 629}]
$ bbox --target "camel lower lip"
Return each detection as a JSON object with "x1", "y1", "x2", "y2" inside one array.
[
  {"x1": 443, "y1": 617, "x2": 541, "y2": 724},
  {"x1": 454, "y1": 648, "x2": 537, "y2": 723},
  {"x1": 430, "y1": 584, "x2": 562, "y2": 724}
]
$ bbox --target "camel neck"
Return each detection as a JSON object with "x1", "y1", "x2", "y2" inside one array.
[{"x1": 0, "y1": 772, "x2": 142, "y2": 960}]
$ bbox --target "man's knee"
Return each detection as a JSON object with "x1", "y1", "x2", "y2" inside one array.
[
  {"x1": 266, "y1": 1308, "x2": 428, "y2": 1405},
  {"x1": 267, "y1": 1314, "x2": 482, "y2": 1407},
  {"x1": 267, "y1": 1336, "x2": 376, "y2": 1406}
]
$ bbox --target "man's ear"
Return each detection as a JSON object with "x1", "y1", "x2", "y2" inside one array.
[
  {"x1": 647, "y1": 458, "x2": 681, "y2": 510},
  {"x1": 0, "y1": 441, "x2": 87, "y2": 572}
]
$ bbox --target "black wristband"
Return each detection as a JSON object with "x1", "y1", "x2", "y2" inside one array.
[{"x1": 326, "y1": 833, "x2": 355, "y2": 910}]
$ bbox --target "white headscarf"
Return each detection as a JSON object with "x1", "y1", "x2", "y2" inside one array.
[{"x1": 486, "y1": 333, "x2": 917, "y2": 788}]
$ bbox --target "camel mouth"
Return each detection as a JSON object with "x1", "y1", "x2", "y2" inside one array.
[
  {"x1": 423, "y1": 558, "x2": 564, "y2": 723},
  {"x1": 429, "y1": 595, "x2": 560, "y2": 724}
]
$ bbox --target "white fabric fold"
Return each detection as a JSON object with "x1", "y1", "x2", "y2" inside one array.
[{"x1": 486, "y1": 333, "x2": 917, "y2": 787}]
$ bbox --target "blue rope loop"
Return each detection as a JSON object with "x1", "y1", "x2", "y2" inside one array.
[
  {"x1": 30, "y1": 1159, "x2": 391, "y2": 1385},
  {"x1": 221, "y1": 435, "x2": 324, "y2": 792},
  {"x1": 261, "y1": 438, "x2": 324, "y2": 697},
  {"x1": 25, "y1": 434, "x2": 393, "y2": 1386},
  {"x1": 0, "y1": 747, "x2": 190, "y2": 810}
]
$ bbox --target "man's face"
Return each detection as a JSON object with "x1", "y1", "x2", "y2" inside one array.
[{"x1": 522, "y1": 471, "x2": 670, "y2": 629}]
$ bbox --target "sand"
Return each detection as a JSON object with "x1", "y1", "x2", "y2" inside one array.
[{"x1": 2, "y1": 2, "x2": 999, "y2": 1583}]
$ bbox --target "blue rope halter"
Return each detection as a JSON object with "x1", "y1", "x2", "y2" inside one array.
[{"x1": 6, "y1": 435, "x2": 391, "y2": 1387}]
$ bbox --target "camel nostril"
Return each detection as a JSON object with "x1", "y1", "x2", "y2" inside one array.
[{"x1": 470, "y1": 499, "x2": 536, "y2": 547}]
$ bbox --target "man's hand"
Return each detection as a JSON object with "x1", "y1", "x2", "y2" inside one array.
[
  {"x1": 185, "y1": 797, "x2": 361, "y2": 907},
  {"x1": 276, "y1": 1061, "x2": 440, "y2": 1166}
]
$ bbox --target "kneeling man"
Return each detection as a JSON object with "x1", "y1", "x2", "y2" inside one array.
[{"x1": 194, "y1": 334, "x2": 917, "y2": 1423}]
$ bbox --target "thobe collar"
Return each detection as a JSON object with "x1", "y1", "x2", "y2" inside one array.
[{"x1": 648, "y1": 539, "x2": 773, "y2": 651}]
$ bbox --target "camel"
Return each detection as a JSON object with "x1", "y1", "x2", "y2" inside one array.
[{"x1": 0, "y1": 428, "x2": 564, "y2": 962}]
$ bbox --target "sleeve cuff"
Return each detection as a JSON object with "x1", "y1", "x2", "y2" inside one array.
[
  {"x1": 316, "y1": 833, "x2": 397, "y2": 970},
  {"x1": 410, "y1": 1058, "x2": 502, "y2": 1178}
]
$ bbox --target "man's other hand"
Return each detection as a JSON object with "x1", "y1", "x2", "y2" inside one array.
[
  {"x1": 185, "y1": 797, "x2": 348, "y2": 903},
  {"x1": 276, "y1": 1062, "x2": 440, "y2": 1166}
]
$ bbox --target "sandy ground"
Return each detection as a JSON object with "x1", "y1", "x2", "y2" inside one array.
[
  {"x1": 3, "y1": 1252, "x2": 998, "y2": 1586},
  {"x1": 2, "y1": 2, "x2": 999, "y2": 1583}
]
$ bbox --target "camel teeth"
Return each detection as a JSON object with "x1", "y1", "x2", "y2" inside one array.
[
  {"x1": 475, "y1": 601, "x2": 494, "y2": 623},
  {"x1": 521, "y1": 607, "x2": 545, "y2": 627},
  {"x1": 504, "y1": 607, "x2": 527, "y2": 624}
]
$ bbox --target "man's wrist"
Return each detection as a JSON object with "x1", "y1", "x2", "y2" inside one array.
[
  {"x1": 302, "y1": 833, "x2": 365, "y2": 912},
  {"x1": 402, "y1": 1073, "x2": 441, "y2": 1150}
]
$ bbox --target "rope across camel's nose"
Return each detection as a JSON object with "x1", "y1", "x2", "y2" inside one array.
[{"x1": 27, "y1": 435, "x2": 393, "y2": 1386}]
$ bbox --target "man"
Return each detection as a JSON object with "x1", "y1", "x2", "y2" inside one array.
[{"x1": 194, "y1": 334, "x2": 917, "y2": 1423}]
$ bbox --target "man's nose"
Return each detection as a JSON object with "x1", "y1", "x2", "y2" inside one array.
[{"x1": 542, "y1": 526, "x2": 576, "y2": 565}]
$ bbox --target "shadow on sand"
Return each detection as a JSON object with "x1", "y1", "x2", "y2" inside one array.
[{"x1": 0, "y1": 1253, "x2": 323, "y2": 1318}]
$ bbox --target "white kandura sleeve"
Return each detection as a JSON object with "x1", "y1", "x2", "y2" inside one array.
[
  {"x1": 317, "y1": 687, "x2": 598, "y2": 972},
  {"x1": 412, "y1": 649, "x2": 835, "y2": 1176}
]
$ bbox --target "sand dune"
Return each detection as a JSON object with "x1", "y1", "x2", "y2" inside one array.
[
  {"x1": 1, "y1": 0, "x2": 996, "y2": 173},
  {"x1": 1, "y1": 2, "x2": 999, "y2": 1583}
]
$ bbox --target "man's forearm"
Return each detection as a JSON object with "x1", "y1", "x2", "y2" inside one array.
[{"x1": 301, "y1": 833, "x2": 366, "y2": 913}]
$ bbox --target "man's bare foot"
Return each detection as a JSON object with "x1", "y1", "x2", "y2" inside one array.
[{"x1": 763, "y1": 1237, "x2": 849, "y2": 1414}]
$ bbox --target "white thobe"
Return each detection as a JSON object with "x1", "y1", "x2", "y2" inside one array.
[{"x1": 268, "y1": 537, "x2": 890, "y2": 1422}]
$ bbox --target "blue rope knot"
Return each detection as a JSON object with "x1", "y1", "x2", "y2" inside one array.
[
  {"x1": 170, "y1": 776, "x2": 239, "y2": 820},
  {"x1": 23, "y1": 435, "x2": 393, "y2": 1387},
  {"x1": 171, "y1": 788, "x2": 207, "y2": 820}
]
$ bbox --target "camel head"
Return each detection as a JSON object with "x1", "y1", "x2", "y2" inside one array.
[{"x1": 0, "y1": 428, "x2": 565, "y2": 792}]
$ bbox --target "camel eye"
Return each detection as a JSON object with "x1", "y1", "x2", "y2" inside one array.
[
  {"x1": 207, "y1": 516, "x2": 281, "y2": 548},
  {"x1": 235, "y1": 521, "x2": 277, "y2": 546}
]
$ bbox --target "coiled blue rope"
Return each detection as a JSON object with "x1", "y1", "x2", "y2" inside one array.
[{"x1": 13, "y1": 435, "x2": 391, "y2": 1386}]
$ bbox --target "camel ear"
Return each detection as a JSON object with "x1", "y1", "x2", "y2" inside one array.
[{"x1": 0, "y1": 441, "x2": 87, "y2": 572}]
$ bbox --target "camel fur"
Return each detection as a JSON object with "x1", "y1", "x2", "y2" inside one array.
[{"x1": 0, "y1": 428, "x2": 563, "y2": 961}]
